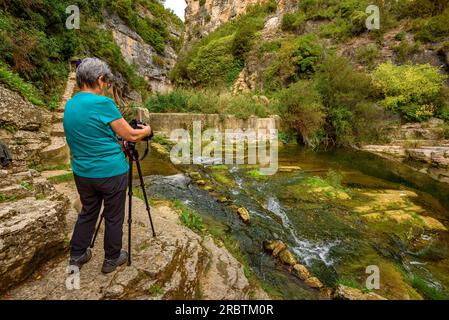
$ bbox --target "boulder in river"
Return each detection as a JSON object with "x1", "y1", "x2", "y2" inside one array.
[
  {"x1": 237, "y1": 207, "x2": 250, "y2": 223},
  {"x1": 304, "y1": 277, "x2": 324, "y2": 289},
  {"x1": 293, "y1": 263, "x2": 311, "y2": 280},
  {"x1": 278, "y1": 249, "x2": 297, "y2": 266},
  {"x1": 334, "y1": 285, "x2": 387, "y2": 300}
]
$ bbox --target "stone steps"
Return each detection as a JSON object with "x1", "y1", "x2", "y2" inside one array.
[
  {"x1": 50, "y1": 122, "x2": 65, "y2": 137},
  {"x1": 40, "y1": 137, "x2": 70, "y2": 167},
  {"x1": 52, "y1": 112, "x2": 64, "y2": 124},
  {"x1": 41, "y1": 69, "x2": 75, "y2": 166},
  {"x1": 57, "y1": 71, "x2": 76, "y2": 112}
]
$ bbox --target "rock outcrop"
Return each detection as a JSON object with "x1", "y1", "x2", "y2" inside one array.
[
  {"x1": 334, "y1": 285, "x2": 387, "y2": 300},
  {"x1": 263, "y1": 240, "x2": 388, "y2": 300},
  {"x1": 185, "y1": 0, "x2": 298, "y2": 43},
  {"x1": 0, "y1": 170, "x2": 69, "y2": 294},
  {"x1": 360, "y1": 118, "x2": 449, "y2": 184},
  {"x1": 0, "y1": 84, "x2": 71, "y2": 294},
  {"x1": 0, "y1": 85, "x2": 54, "y2": 172},
  {"x1": 105, "y1": 11, "x2": 182, "y2": 94},
  {"x1": 2, "y1": 184, "x2": 267, "y2": 300},
  {"x1": 185, "y1": 0, "x2": 267, "y2": 42}
]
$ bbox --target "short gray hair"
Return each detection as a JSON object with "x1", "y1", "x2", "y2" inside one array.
[{"x1": 76, "y1": 58, "x2": 114, "y2": 88}]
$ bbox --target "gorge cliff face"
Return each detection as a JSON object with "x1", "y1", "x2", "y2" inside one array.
[
  {"x1": 184, "y1": 0, "x2": 298, "y2": 42},
  {"x1": 106, "y1": 11, "x2": 182, "y2": 95},
  {"x1": 185, "y1": 0, "x2": 265, "y2": 42}
]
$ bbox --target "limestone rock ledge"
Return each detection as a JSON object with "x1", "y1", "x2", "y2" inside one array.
[
  {"x1": 0, "y1": 171, "x2": 69, "y2": 294},
  {"x1": 2, "y1": 185, "x2": 267, "y2": 300}
]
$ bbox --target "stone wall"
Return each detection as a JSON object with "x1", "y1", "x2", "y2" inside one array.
[{"x1": 134, "y1": 108, "x2": 281, "y2": 138}]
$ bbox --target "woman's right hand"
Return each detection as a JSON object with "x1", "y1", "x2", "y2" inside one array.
[
  {"x1": 137, "y1": 124, "x2": 152, "y2": 138},
  {"x1": 111, "y1": 118, "x2": 152, "y2": 143}
]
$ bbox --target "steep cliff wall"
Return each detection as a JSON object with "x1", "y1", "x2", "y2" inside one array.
[
  {"x1": 184, "y1": 0, "x2": 297, "y2": 42},
  {"x1": 106, "y1": 11, "x2": 181, "y2": 94}
]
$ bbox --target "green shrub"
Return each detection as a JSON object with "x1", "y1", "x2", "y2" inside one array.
[
  {"x1": 318, "y1": 18, "x2": 352, "y2": 41},
  {"x1": 145, "y1": 90, "x2": 190, "y2": 113},
  {"x1": 232, "y1": 23, "x2": 258, "y2": 60},
  {"x1": 264, "y1": 34, "x2": 321, "y2": 91},
  {"x1": 174, "y1": 201, "x2": 206, "y2": 234},
  {"x1": 393, "y1": 0, "x2": 448, "y2": 18},
  {"x1": 275, "y1": 80, "x2": 325, "y2": 147},
  {"x1": 259, "y1": 40, "x2": 282, "y2": 54},
  {"x1": 372, "y1": 62, "x2": 447, "y2": 122},
  {"x1": 144, "y1": 89, "x2": 270, "y2": 119},
  {"x1": 281, "y1": 11, "x2": 307, "y2": 33},
  {"x1": 355, "y1": 43, "x2": 381, "y2": 70},
  {"x1": 0, "y1": 63, "x2": 44, "y2": 106},
  {"x1": 299, "y1": 0, "x2": 339, "y2": 20},
  {"x1": 392, "y1": 40, "x2": 423, "y2": 64},
  {"x1": 415, "y1": 9, "x2": 449, "y2": 42},
  {"x1": 394, "y1": 31, "x2": 407, "y2": 41},
  {"x1": 187, "y1": 35, "x2": 243, "y2": 87},
  {"x1": 171, "y1": 2, "x2": 272, "y2": 87},
  {"x1": 316, "y1": 54, "x2": 382, "y2": 145}
]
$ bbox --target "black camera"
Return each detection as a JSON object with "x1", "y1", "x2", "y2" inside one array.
[{"x1": 129, "y1": 119, "x2": 153, "y2": 141}]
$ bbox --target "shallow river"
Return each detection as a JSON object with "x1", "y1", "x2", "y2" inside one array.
[{"x1": 139, "y1": 145, "x2": 449, "y2": 300}]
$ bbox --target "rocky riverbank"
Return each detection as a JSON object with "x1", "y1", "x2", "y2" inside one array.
[
  {"x1": 360, "y1": 118, "x2": 449, "y2": 184},
  {"x1": 1, "y1": 179, "x2": 268, "y2": 300}
]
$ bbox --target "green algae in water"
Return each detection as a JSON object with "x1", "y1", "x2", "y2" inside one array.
[{"x1": 143, "y1": 145, "x2": 449, "y2": 299}]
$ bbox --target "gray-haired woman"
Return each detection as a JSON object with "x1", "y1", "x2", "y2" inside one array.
[{"x1": 64, "y1": 58, "x2": 152, "y2": 273}]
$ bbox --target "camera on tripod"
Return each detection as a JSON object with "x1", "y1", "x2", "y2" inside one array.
[{"x1": 128, "y1": 119, "x2": 154, "y2": 142}]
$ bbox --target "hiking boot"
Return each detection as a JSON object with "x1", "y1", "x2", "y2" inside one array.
[
  {"x1": 101, "y1": 250, "x2": 129, "y2": 274},
  {"x1": 68, "y1": 248, "x2": 92, "y2": 270}
]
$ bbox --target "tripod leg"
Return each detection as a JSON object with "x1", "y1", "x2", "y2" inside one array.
[
  {"x1": 127, "y1": 159, "x2": 133, "y2": 266},
  {"x1": 135, "y1": 161, "x2": 156, "y2": 237},
  {"x1": 90, "y1": 214, "x2": 104, "y2": 248}
]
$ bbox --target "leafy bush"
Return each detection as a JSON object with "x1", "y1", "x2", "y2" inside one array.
[
  {"x1": 355, "y1": 43, "x2": 381, "y2": 70},
  {"x1": 315, "y1": 54, "x2": 385, "y2": 145},
  {"x1": 393, "y1": 0, "x2": 448, "y2": 18},
  {"x1": 264, "y1": 34, "x2": 321, "y2": 91},
  {"x1": 415, "y1": 9, "x2": 449, "y2": 42},
  {"x1": 232, "y1": 22, "x2": 258, "y2": 60},
  {"x1": 392, "y1": 40, "x2": 423, "y2": 64},
  {"x1": 0, "y1": 63, "x2": 44, "y2": 106},
  {"x1": 281, "y1": 11, "x2": 307, "y2": 33},
  {"x1": 275, "y1": 80, "x2": 325, "y2": 147},
  {"x1": 186, "y1": 35, "x2": 243, "y2": 87},
  {"x1": 171, "y1": 2, "x2": 272, "y2": 87},
  {"x1": 372, "y1": 63, "x2": 447, "y2": 122}
]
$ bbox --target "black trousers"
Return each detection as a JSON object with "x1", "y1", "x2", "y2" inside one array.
[{"x1": 71, "y1": 173, "x2": 128, "y2": 260}]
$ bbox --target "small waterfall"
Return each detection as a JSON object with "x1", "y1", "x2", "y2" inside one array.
[{"x1": 266, "y1": 196, "x2": 339, "y2": 266}]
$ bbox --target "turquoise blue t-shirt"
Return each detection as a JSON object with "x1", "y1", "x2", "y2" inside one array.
[{"x1": 63, "y1": 92, "x2": 129, "y2": 178}]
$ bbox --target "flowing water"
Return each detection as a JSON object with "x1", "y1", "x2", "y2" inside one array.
[{"x1": 139, "y1": 145, "x2": 449, "y2": 300}]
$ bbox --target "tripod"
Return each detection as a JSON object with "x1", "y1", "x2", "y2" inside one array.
[{"x1": 90, "y1": 141, "x2": 156, "y2": 266}]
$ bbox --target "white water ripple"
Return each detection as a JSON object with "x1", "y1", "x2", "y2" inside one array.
[{"x1": 266, "y1": 196, "x2": 339, "y2": 266}]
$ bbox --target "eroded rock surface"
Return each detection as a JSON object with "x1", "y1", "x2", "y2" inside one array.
[
  {"x1": 0, "y1": 171, "x2": 69, "y2": 294},
  {"x1": 2, "y1": 184, "x2": 266, "y2": 300},
  {"x1": 0, "y1": 85, "x2": 53, "y2": 172}
]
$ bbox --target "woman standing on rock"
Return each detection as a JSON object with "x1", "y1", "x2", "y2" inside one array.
[{"x1": 64, "y1": 58, "x2": 152, "y2": 273}]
